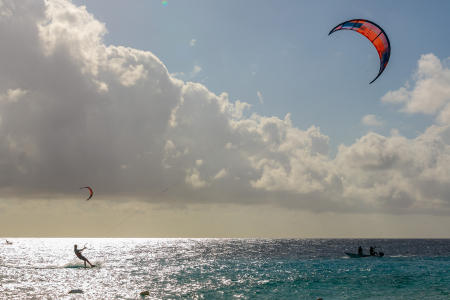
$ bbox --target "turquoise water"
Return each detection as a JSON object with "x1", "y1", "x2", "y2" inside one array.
[{"x1": 1, "y1": 239, "x2": 449, "y2": 299}]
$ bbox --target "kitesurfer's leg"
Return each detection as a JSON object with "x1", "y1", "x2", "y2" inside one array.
[{"x1": 85, "y1": 258, "x2": 94, "y2": 267}]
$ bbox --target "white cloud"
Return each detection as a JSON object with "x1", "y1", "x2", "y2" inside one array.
[
  {"x1": 362, "y1": 114, "x2": 383, "y2": 127},
  {"x1": 437, "y1": 103, "x2": 450, "y2": 124},
  {"x1": 0, "y1": 88, "x2": 28, "y2": 103},
  {"x1": 38, "y1": 0, "x2": 107, "y2": 76},
  {"x1": 335, "y1": 127, "x2": 450, "y2": 213},
  {"x1": 382, "y1": 54, "x2": 450, "y2": 122},
  {"x1": 257, "y1": 90, "x2": 264, "y2": 104},
  {"x1": 1, "y1": 0, "x2": 450, "y2": 215},
  {"x1": 213, "y1": 168, "x2": 227, "y2": 180},
  {"x1": 170, "y1": 71, "x2": 185, "y2": 78},
  {"x1": 185, "y1": 168, "x2": 207, "y2": 189},
  {"x1": 190, "y1": 65, "x2": 202, "y2": 77}
]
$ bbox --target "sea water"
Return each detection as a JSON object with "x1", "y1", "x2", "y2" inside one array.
[{"x1": 1, "y1": 238, "x2": 449, "y2": 299}]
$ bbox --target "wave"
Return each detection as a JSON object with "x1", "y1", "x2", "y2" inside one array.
[{"x1": 389, "y1": 255, "x2": 417, "y2": 258}]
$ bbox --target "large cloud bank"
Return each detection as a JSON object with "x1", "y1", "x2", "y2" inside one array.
[{"x1": 1, "y1": 0, "x2": 450, "y2": 214}]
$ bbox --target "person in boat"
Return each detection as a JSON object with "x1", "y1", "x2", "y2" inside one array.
[
  {"x1": 358, "y1": 246, "x2": 363, "y2": 256},
  {"x1": 369, "y1": 246, "x2": 375, "y2": 256},
  {"x1": 74, "y1": 244, "x2": 94, "y2": 267}
]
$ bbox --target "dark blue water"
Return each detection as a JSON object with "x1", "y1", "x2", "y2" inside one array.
[
  {"x1": 1, "y1": 238, "x2": 449, "y2": 299},
  {"x1": 175, "y1": 239, "x2": 450, "y2": 299}
]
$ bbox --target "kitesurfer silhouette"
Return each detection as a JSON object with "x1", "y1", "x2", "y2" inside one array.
[
  {"x1": 74, "y1": 244, "x2": 94, "y2": 267},
  {"x1": 358, "y1": 246, "x2": 363, "y2": 256}
]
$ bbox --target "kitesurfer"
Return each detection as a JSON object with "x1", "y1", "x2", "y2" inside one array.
[{"x1": 74, "y1": 244, "x2": 94, "y2": 267}]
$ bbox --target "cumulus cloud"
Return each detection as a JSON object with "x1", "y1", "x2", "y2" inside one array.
[
  {"x1": 361, "y1": 114, "x2": 383, "y2": 127},
  {"x1": 382, "y1": 53, "x2": 450, "y2": 124},
  {"x1": 0, "y1": 88, "x2": 28, "y2": 103},
  {"x1": 185, "y1": 167, "x2": 207, "y2": 189},
  {"x1": 190, "y1": 65, "x2": 202, "y2": 78},
  {"x1": 257, "y1": 91, "x2": 264, "y2": 104},
  {"x1": 213, "y1": 168, "x2": 227, "y2": 180},
  {"x1": 336, "y1": 127, "x2": 450, "y2": 214},
  {"x1": 1, "y1": 0, "x2": 450, "y2": 215},
  {"x1": 173, "y1": 65, "x2": 202, "y2": 80}
]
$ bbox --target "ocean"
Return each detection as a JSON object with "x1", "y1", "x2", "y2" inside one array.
[{"x1": 1, "y1": 238, "x2": 449, "y2": 299}]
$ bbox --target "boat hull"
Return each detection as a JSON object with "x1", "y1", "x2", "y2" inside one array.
[{"x1": 345, "y1": 252, "x2": 382, "y2": 258}]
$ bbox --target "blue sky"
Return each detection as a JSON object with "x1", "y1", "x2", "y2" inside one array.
[{"x1": 75, "y1": 0, "x2": 450, "y2": 150}]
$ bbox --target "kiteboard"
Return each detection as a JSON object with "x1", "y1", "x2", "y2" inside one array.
[{"x1": 64, "y1": 262, "x2": 97, "y2": 269}]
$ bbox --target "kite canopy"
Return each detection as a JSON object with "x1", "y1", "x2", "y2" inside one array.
[
  {"x1": 329, "y1": 19, "x2": 390, "y2": 84},
  {"x1": 80, "y1": 186, "x2": 94, "y2": 201}
]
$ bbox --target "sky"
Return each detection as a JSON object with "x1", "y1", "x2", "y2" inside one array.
[{"x1": 1, "y1": 0, "x2": 450, "y2": 237}]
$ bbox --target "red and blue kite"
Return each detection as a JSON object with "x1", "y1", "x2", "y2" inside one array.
[
  {"x1": 329, "y1": 19, "x2": 390, "y2": 84},
  {"x1": 80, "y1": 186, "x2": 94, "y2": 201}
]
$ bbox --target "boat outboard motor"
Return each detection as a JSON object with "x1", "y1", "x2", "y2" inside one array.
[{"x1": 378, "y1": 251, "x2": 384, "y2": 257}]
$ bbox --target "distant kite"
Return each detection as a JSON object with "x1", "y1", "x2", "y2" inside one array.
[
  {"x1": 80, "y1": 186, "x2": 94, "y2": 201},
  {"x1": 329, "y1": 19, "x2": 390, "y2": 84}
]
